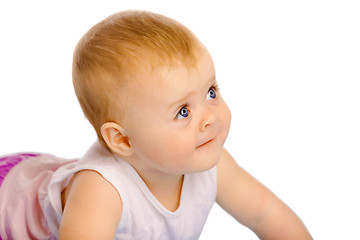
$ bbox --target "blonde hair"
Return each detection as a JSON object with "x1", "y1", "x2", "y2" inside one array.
[{"x1": 72, "y1": 10, "x2": 201, "y2": 146}]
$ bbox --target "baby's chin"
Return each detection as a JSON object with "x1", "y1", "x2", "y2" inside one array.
[
  {"x1": 187, "y1": 157, "x2": 220, "y2": 174},
  {"x1": 166, "y1": 153, "x2": 220, "y2": 175},
  {"x1": 189, "y1": 142, "x2": 222, "y2": 173}
]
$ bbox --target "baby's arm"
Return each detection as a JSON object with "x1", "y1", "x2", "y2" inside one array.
[
  {"x1": 216, "y1": 149, "x2": 312, "y2": 239},
  {"x1": 59, "y1": 170, "x2": 122, "y2": 240}
]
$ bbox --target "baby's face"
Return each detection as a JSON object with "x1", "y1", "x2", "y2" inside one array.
[{"x1": 122, "y1": 48, "x2": 231, "y2": 175}]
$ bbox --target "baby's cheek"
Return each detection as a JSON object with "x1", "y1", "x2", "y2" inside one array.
[
  {"x1": 164, "y1": 135, "x2": 193, "y2": 156},
  {"x1": 221, "y1": 103, "x2": 232, "y2": 128}
]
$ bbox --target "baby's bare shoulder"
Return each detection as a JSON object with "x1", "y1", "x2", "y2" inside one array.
[{"x1": 59, "y1": 170, "x2": 122, "y2": 239}]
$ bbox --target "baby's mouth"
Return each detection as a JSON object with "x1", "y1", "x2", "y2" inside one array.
[{"x1": 196, "y1": 138, "x2": 214, "y2": 149}]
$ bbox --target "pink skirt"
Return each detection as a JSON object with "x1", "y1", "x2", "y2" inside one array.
[
  {"x1": 0, "y1": 153, "x2": 40, "y2": 240},
  {"x1": 0, "y1": 153, "x2": 40, "y2": 188}
]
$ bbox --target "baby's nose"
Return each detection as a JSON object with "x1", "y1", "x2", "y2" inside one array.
[{"x1": 199, "y1": 107, "x2": 217, "y2": 132}]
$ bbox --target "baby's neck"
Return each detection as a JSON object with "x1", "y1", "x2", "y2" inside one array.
[{"x1": 136, "y1": 168, "x2": 185, "y2": 212}]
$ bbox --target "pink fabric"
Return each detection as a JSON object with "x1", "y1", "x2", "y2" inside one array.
[
  {"x1": 0, "y1": 154, "x2": 73, "y2": 240},
  {"x1": 0, "y1": 153, "x2": 39, "y2": 240},
  {"x1": 0, "y1": 153, "x2": 39, "y2": 188}
]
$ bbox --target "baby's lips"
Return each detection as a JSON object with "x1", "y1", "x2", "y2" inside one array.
[{"x1": 196, "y1": 137, "x2": 214, "y2": 149}]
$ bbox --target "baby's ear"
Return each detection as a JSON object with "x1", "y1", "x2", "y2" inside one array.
[{"x1": 101, "y1": 122, "x2": 134, "y2": 157}]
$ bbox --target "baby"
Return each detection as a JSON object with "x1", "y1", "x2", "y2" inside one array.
[{"x1": 0, "y1": 10, "x2": 312, "y2": 239}]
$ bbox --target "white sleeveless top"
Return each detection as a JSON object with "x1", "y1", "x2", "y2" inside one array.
[{"x1": 44, "y1": 142, "x2": 217, "y2": 239}]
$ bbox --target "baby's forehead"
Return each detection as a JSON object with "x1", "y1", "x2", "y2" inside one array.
[
  {"x1": 128, "y1": 57, "x2": 193, "y2": 81},
  {"x1": 111, "y1": 45, "x2": 210, "y2": 105}
]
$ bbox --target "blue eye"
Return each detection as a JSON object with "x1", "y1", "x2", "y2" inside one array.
[
  {"x1": 176, "y1": 106, "x2": 189, "y2": 119},
  {"x1": 206, "y1": 87, "x2": 217, "y2": 100}
]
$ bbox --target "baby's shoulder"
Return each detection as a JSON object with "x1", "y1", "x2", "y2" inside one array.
[
  {"x1": 61, "y1": 169, "x2": 122, "y2": 211},
  {"x1": 59, "y1": 170, "x2": 122, "y2": 238}
]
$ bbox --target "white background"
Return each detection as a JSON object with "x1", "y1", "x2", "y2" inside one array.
[{"x1": 1, "y1": 0, "x2": 359, "y2": 239}]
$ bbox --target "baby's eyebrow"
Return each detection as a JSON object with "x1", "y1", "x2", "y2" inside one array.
[
  {"x1": 168, "y1": 91, "x2": 194, "y2": 111},
  {"x1": 167, "y1": 76, "x2": 216, "y2": 111}
]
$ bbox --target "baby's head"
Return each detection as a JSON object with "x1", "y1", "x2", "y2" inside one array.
[
  {"x1": 73, "y1": 10, "x2": 201, "y2": 145},
  {"x1": 73, "y1": 10, "x2": 231, "y2": 173}
]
